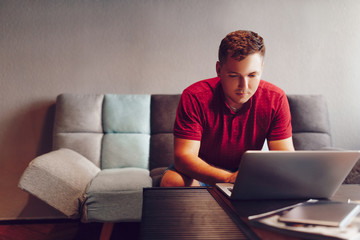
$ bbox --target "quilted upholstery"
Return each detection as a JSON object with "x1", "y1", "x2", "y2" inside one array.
[
  {"x1": 53, "y1": 94, "x2": 104, "y2": 167},
  {"x1": 101, "y1": 94, "x2": 150, "y2": 169},
  {"x1": 22, "y1": 93, "x2": 153, "y2": 222}
]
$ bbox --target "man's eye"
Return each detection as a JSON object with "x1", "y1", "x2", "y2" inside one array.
[{"x1": 229, "y1": 75, "x2": 238, "y2": 78}]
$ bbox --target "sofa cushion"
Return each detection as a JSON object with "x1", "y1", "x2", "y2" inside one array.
[
  {"x1": 287, "y1": 95, "x2": 332, "y2": 150},
  {"x1": 292, "y1": 132, "x2": 332, "y2": 151},
  {"x1": 53, "y1": 94, "x2": 105, "y2": 167},
  {"x1": 150, "y1": 95, "x2": 180, "y2": 170},
  {"x1": 101, "y1": 94, "x2": 151, "y2": 170},
  {"x1": 150, "y1": 167, "x2": 168, "y2": 187},
  {"x1": 53, "y1": 133, "x2": 103, "y2": 167},
  {"x1": 103, "y1": 94, "x2": 151, "y2": 134},
  {"x1": 84, "y1": 168, "x2": 152, "y2": 222},
  {"x1": 288, "y1": 95, "x2": 330, "y2": 134},
  {"x1": 151, "y1": 94, "x2": 181, "y2": 134},
  {"x1": 18, "y1": 148, "x2": 100, "y2": 218},
  {"x1": 101, "y1": 134, "x2": 150, "y2": 169},
  {"x1": 54, "y1": 94, "x2": 104, "y2": 133},
  {"x1": 150, "y1": 134, "x2": 174, "y2": 170}
]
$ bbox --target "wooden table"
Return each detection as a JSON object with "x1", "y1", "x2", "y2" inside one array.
[{"x1": 140, "y1": 185, "x2": 360, "y2": 240}]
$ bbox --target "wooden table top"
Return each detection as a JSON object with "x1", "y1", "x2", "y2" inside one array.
[{"x1": 141, "y1": 185, "x2": 360, "y2": 240}]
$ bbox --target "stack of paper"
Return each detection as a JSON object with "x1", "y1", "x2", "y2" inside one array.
[{"x1": 249, "y1": 200, "x2": 360, "y2": 240}]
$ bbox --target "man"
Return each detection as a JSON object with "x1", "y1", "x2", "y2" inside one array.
[{"x1": 161, "y1": 30, "x2": 294, "y2": 187}]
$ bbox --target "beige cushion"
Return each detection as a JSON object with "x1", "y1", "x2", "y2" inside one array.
[{"x1": 18, "y1": 148, "x2": 100, "y2": 218}]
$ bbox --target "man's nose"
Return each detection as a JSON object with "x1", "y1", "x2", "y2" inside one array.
[{"x1": 238, "y1": 77, "x2": 248, "y2": 89}]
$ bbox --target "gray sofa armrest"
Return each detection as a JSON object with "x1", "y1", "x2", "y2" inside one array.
[{"x1": 18, "y1": 148, "x2": 100, "y2": 218}]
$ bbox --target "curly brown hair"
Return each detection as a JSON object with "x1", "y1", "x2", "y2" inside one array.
[{"x1": 218, "y1": 30, "x2": 265, "y2": 65}]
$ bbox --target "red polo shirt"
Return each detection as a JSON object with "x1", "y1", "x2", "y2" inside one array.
[{"x1": 174, "y1": 77, "x2": 292, "y2": 170}]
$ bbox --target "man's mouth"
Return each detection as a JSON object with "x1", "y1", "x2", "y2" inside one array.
[{"x1": 235, "y1": 91, "x2": 248, "y2": 96}]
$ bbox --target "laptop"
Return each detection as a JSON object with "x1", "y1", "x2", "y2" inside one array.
[{"x1": 216, "y1": 150, "x2": 360, "y2": 200}]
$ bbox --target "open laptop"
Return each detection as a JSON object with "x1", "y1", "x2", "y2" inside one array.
[{"x1": 216, "y1": 150, "x2": 360, "y2": 200}]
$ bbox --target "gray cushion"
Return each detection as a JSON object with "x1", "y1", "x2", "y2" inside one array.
[
  {"x1": 54, "y1": 94, "x2": 104, "y2": 133},
  {"x1": 151, "y1": 94, "x2": 181, "y2": 134},
  {"x1": 150, "y1": 134, "x2": 174, "y2": 170},
  {"x1": 53, "y1": 133, "x2": 103, "y2": 167},
  {"x1": 150, "y1": 167, "x2": 168, "y2": 187},
  {"x1": 18, "y1": 148, "x2": 100, "y2": 218},
  {"x1": 149, "y1": 95, "x2": 180, "y2": 170},
  {"x1": 84, "y1": 168, "x2": 152, "y2": 222},
  {"x1": 288, "y1": 95, "x2": 330, "y2": 133},
  {"x1": 288, "y1": 95, "x2": 332, "y2": 150},
  {"x1": 292, "y1": 132, "x2": 332, "y2": 151},
  {"x1": 53, "y1": 94, "x2": 105, "y2": 167}
]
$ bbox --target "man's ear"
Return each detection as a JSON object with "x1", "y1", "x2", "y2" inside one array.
[
  {"x1": 260, "y1": 61, "x2": 264, "y2": 77},
  {"x1": 216, "y1": 61, "x2": 221, "y2": 77}
]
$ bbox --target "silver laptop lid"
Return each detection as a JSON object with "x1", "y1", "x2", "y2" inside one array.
[{"x1": 230, "y1": 151, "x2": 360, "y2": 200}]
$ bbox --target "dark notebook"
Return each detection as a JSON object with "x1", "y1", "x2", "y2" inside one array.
[{"x1": 278, "y1": 201, "x2": 360, "y2": 228}]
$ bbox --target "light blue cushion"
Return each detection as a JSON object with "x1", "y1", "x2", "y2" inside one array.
[
  {"x1": 103, "y1": 94, "x2": 150, "y2": 134},
  {"x1": 101, "y1": 134, "x2": 150, "y2": 169}
]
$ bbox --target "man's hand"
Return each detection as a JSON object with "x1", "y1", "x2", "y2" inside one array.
[{"x1": 227, "y1": 171, "x2": 238, "y2": 183}]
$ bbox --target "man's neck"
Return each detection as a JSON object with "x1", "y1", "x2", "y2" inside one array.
[{"x1": 225, "y1": 100, "x2": 243, "y2": 112}]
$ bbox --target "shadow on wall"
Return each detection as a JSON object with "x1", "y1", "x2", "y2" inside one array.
[
  {"x1": 0, "y1": 101, "x2": 65, "y2": 219},
  {"x1": 17, "y1": 194, "x2": 67, "y2": 220},
  {"x1": 37, "y1": 103, "x2": 56, "y2": 156},
  {"x1": 0, "y1": 101, "x2": 56, "y2": 161}
]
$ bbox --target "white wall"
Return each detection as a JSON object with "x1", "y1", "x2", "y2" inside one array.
[{"x1": 1, "y1": 0, "x2": 360, "y2": 219}]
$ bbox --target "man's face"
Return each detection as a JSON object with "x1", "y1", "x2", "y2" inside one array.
[{"x1": 216, "y1": 53, "x2": 264, "y2": 110}]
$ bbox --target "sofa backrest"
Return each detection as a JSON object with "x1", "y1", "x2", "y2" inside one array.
[
  {"x1": 52, "y1": 93, "x2": 332, "y2": 171},
  {"x1": 287, "y1": 95, "x2": 332, "y2": 150}
]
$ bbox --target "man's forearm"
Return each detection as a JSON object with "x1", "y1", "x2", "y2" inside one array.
[
  {"x1": 174, "y1": 154, "x2": 234, "y2": 185},
  {"x1": 173, "y1": 137, "x2": 237, "y2": 185}
]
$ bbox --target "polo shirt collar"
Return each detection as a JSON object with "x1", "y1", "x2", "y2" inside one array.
[{"x1": 217, "y1": 83, "x2": 253, "y2": 115}]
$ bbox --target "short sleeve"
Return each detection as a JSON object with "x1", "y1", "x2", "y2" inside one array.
[
  {"x1": 267, "y1": 94, "x2": 293, "y2": 141},
  {"x1": 173, "y1": 91, "x2": 203, "y2": 141}
]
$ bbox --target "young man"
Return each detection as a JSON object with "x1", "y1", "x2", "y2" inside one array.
[{"x1": 161, "y1": 30, "x2": 295, "y2": 187}]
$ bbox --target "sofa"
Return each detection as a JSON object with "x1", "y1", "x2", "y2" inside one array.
[{"x1": 19, "y1": 93, "x2": 347, "y2": 224}]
